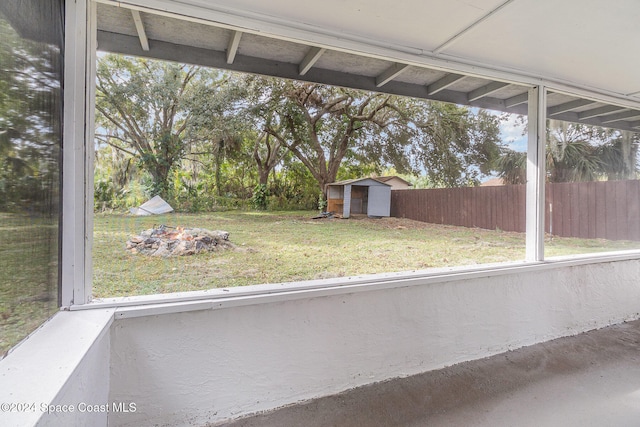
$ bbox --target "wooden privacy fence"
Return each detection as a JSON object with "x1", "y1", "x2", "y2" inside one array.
[{"x1": 390, "y1": 180, "x2": 640, "y2": 241}]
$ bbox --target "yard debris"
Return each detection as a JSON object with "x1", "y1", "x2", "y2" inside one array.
[
  {"x1": 311, "y1": 211, "x2": 341, "y2": 219},
  {"x1": 126, "y1": 225, "x2": 234, "y2": 256},
  {"x1": 129, "y1": 195, "x2": 174, "y2": 216}
]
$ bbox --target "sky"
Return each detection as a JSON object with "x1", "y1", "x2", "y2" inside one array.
[{"x1": 500, "y1": 114, "x2": 527, "y2": 152}]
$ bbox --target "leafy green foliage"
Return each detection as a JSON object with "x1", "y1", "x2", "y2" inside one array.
[
  {"x1": 496, "y1": 119, "x2": 639, "y2": 184},
  {"x1": 0, "y1": 16, "x2": 61, "y2": 213},
  {"x1": 95, "y1": 55, "x2": 237, "y2": 200},
  {"x1": 408, "y1": 104, "x2": 504, "y2": 187},
  {"x1": 94, "y1": 57, "x2": 565, "y2": 211},
  {"x1": 251, "y1": 183, "x2": 268, "y2": 210},
  {"x1": 250, "y1": 80, "x2": 420, "y2": 197},
  {"x1": 0, "y1": 4, "x2": 62, "y2": 354}
]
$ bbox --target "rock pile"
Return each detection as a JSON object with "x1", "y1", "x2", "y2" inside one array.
[{"x1": 126, "y1": 225, "x2": 234, "y2": 257}]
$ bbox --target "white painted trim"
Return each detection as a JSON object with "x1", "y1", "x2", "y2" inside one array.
[
  {"x1": 70, "y1": 1, "x2": 640, "y2": 310},
  {"x1": 73, "y1": 250, "x2": 640, "y2": 316},
  {"x1": 467, "y1": 81, "x2": 510, "y2": 102},
  {"x1": 548, "y1": 99, "x2": 597, "y2": 117},
  {"x1": 526, "y1": 86, "x2": 546, "y2": 261},
  {"x1": 375, "y1": 63, "x2": 410, "y2": 88},
  {"x1": 505, "y1": 92, "x2": 528, "y2": 108},
  {"x1": 426, "y1": 73, "x2": 466, "y2": 95},
  {"x1": 93, "y1": 0, "x2": 640, "y2": 109},
  {"x1": 131, "y1": 9, "x2": 150, "y2": 51},
  {"x1": 578, "y1": 105, "x2": 628, "y2": 120},
  {"x1": 600, "y1": 110, "x2": 640, "y2": 124},
  {"x1": 226, "y1": 30, "x2": 242, "y2": 64},
  {"x1": 0, "y1": 309, "x2": 114, "y2": 426},
  {"x1": 85, "y1": 1, "x2": 98, "y2": 302},
  {"x1": 299, "y1": 46, "x2": 326, "y2": 75},
  {"x1": 63, "y1": 0, "x2": 90, "y2": 306}
]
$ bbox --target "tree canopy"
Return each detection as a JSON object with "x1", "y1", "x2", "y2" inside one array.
[
  {"x1": 241, "y1": 75, "x2": 504, "y2": 198},
  {"x1": 495, "y1": 120, "x2": 639, "y2": 185},
  {"x1": 93, "y1": 54, "x2": 639, "y2": 212},
  {"x1": 95, "y1": 55, "x2": 237, "y2": 199},
  {"x1": 0, "y1": 16, "x2": 61, "y2": 213}
]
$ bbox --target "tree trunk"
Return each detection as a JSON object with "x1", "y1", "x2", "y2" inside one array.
[
  {"x1": 149, "y1": 163, "x2": 171, "y2": 200},
  {"x1": 621, "y1": 131, "x2": 633, "y2": 179},
  {"x1": 214, "y1": 138, "x2": 226, "y2": 197},
  {"x1": 258, "y1": 168, "x2": 270, "y2": 186}
]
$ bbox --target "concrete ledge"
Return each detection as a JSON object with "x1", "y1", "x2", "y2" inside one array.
[
  {"x1": 0, "y1": 309, "x2": 114, "y2": 426},
  {"x1": 76, "y1": 250, "x2": 640, "y2": 318}
]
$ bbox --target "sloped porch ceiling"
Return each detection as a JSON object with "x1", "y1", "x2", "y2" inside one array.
[{"x1": 95, "y1": 0, "x2": 640, "y2": 132}]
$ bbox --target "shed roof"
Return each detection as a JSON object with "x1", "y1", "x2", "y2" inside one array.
[
  {"x1": 376, "y1": 176, "x2": 413, "y2": 187},
  {"x1": 327, "y1": 178, "x2": 392, "y2": 187}
]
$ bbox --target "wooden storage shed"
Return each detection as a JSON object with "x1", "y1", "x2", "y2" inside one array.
[{"x1": 326, "y1": 178, "x2": 392, "y2": 218}]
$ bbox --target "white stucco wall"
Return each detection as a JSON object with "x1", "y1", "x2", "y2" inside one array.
[
  {"x1": 0, "y1": 309, "x2": 113, "y2": 427},
  {"x1": 108, "y1": 258, "x2": 640, "y2": 427},
  {"x1": 39, "y1": 327, "x2": 111, "y2": 427}
]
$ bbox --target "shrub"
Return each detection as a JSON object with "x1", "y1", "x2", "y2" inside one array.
[{"x1": 251, "y1": 183, "x2": 268, "y2": 210}]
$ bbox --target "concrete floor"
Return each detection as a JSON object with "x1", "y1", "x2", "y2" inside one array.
[{"x1": 219, "y1": 319, "x2": 640, "y2": 427}]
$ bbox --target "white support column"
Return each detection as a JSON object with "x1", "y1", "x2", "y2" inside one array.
[
  {"x1": 526, "y1": 86, "x2": 546, "y2": 261},
  {"x1": 85, "y1": 1, "x2": 98, "y2": 301},
  {"x1": 62, "y1": 0, "x2": 93, "y2": 306}
]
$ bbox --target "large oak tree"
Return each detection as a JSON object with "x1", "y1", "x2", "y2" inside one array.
[
  {"x1": 253, "y1": 80, "x2": 411, "y2": 198},
  {"x1": 247, "y1": 77, "x2": 504, "y2": 197},
  {"x1": 95, "y1": 54, "x2": 235, "y2": 199}
]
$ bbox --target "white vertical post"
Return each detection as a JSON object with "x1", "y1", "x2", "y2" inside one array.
[
  {"x1": 62, "y1": 0, "x2": 92, "y2": 306},
  {"x1": 526, "y1": 86, "x2": 546, "y2": 261},
  {"x1": 343, "y1": 185, "x2": 352, "y2": 218},
  {"x1": 85, "y1": 1, "x2": 98, "y2": 301}
]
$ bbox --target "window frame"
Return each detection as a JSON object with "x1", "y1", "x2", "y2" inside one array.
[
  {"x1": 61, "y1": 0, "x2": 640, "y2": 308},
  {"x1": 62, "y1": 0, "x2": 96, "y2": 306}
]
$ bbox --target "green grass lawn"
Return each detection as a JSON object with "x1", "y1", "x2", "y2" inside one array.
[
  {"x1": 92, "y1": 211, "x2": 640, "y2": 298},
  {"x1": 0, "y1": 213, "x2": 58, "y2": 355},
  {"x1": 2, "y1": 209, "x2": 639, "y2": 354}
]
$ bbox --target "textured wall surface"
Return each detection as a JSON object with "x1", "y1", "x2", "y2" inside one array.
[
  {"x1": 108, "y1": 259, "x2": 640, "y2": 426},
  {"x1": 39, "y1": 329, "x2": 111, "y2": 427},
  {"x1": 0, "y1": 309, "x2": 113, "y2": 427}
]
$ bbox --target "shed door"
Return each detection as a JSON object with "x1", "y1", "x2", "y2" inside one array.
[{"x1": 367, "y1": 186, "x2": 390, "y2": 217}]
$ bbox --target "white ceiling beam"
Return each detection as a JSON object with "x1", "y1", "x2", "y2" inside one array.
[
  {"x1": 433, "y1": 0, "x2": 518, "y2": 54},
  {"x1": 100, "y1": 31, "x2": 640, "y2": 132},
  {"x1": 94, "y1": 0, "x2": 640, "y2": 114},
  {"x1": 426, "y1": 73, "x2": 466, "y2": 95},
  {"x1": 600, "y1": 110, "x2": 640, "y2": 124},
  {"x1": 299, "y1": 47, "x2": 326, "y2": 76},
  {"x1": 375, "y1": 63, "x2": 410, "y2": 87},
  {"x1": 130, "y1": 10, "x2": 149, "y2": 51},
  {"x1": 467, "y1": 81, "x2": 509, "y2": 102},
  {"x1": 226, "y1": 30, "x2": 243, "y2": 64},
  {"x1": 578, "y1": 105, "x2": 628, "y2": 120},
  {"x1": 547, "y1": 99, "x2": 597, "y2": 116},
  {"x1": 505, "y1": 92, "x2": 529, "y2": 108}
]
